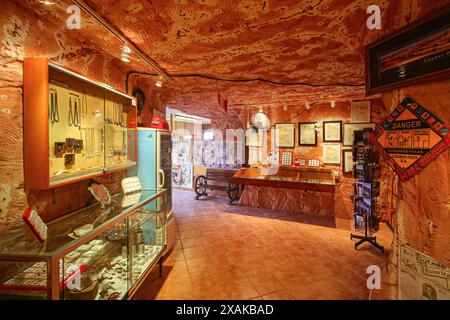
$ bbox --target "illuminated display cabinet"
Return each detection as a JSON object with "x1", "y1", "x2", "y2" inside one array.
[
  {"x1": 23, "y1": 58, "x2": 137, "y2": 189},
  {"x1": 0, "y1": 190, "x2": 168, "y2": 300}
]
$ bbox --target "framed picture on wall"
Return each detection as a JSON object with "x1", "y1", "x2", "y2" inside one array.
[
  {"x1": 365, "y1": 9, "x2": 450, "y2": 94},
  {"x1": 322, "y1": 143, "x2": 341, "y2": 164},
  {"x1": 323, "y1": 121, "x2": 342, "y2": 142},
  {"x1": 342, "y1": 149, "x2": 354, "y2": 174},
  {"x1": 351, "y1": 101, "x2": 371, "y2": 123},
  {"x1": 298, "y1": 122, "x2": 318, "y2": 146},
  {"x1": 343, "y1": 123, "x2": 376, "y2": 146},
  {"x1": 274, "y1": 123, "x2": 295, "y2": 148}
]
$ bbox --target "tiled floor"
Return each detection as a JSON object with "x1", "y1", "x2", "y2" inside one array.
[{"x1": 133, "y1": 189, "x2": 393, "y2": 300}]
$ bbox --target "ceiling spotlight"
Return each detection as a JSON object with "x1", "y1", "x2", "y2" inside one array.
[
  {"x1": 331, "y1": 101, "x2": 336, "y2": 108},
  {"x1": 155, "y1": 78, "x2": 163, "y2": 88},
  {"x1": 305, "y1": 102, "x2": 310, "y2": 110},
  {"x1": 120, "y1": 45, "x2": 131, "y2": 62},
  {"x1": 39, "y1": 0, "x2": 55, "y2": 5},
  {"x1": 283, "y1": 104, "x2": 288, "y2": 111}
]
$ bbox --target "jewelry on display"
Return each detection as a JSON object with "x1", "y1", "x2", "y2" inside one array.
[
  {"x1": 49, "y1": 88, "x2": 60, "y2": 124},
  {"x1": 54, "y1": 142, "x2": 65, "y2": 157},
  {"x1": 65, "y1": 138, "x2": 75, "y2": 153},
  {"x1": 64, "y1": 153, "x2": 75, "y2": 167},
  {"x1": 75, "y1": 139, "x2": 83, "y2": 153},
  {"x1": 81, "y1": 90, "x2": 88, "y2": 118}
]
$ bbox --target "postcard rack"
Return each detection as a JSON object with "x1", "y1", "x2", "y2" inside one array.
[
  {"x1": 23, "y1": 58, "x2": 137, "y2": 189},
  {"x1": 350, "y1": 128, "x2": 384, "y2": 254}
]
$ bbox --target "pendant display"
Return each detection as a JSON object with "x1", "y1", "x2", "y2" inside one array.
[
  {"x1": 64, "y1": 154, "x2": 75, "y2": 167},
  {"x1": 54, "y1": 142, "x2": 65, "y2": 157},
  {"x1": 65, "y1": 138, "x2": 75, "y2": 153}
]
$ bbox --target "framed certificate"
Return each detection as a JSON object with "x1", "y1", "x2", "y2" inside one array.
[
  {"x1": 323, "y1": 121, "x2": 342, "y2": 142},
  {"x1": 351, "y1": 101, "x2": 371, "y2": 123},
  {"x1": 322, "y1": 143, "x2": 341, "y2": 164},
  {"x1": 274, "y1": 123, "x2": 295, "y2": 148},
  {"x1": 298, "y1": 122, "x2": 317, "y2": 146}
]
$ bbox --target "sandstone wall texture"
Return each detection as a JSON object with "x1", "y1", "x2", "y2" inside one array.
[
  {"x1": 237, "y1": 99, "x2": 391, "y2": 219},
  {"x1": 239, "y1": 185, "x2": 336, "y2": 216},
  {"x1": 0, "y1": 2, "x2": 165, "y2": 237},
  {"x1": 378, "y1": 80, "x2": 450, "y2": 299}
]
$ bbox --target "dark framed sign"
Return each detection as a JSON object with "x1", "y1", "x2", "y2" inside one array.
[
  {"x1": 365, "y1": 7, "x2": 450, "y2": 95},
  {"x1": 374, "y1": 97, "x2": 450, "y2": 181},
  {"x1": 298, "y1": 122, "x2": 317, "y2": 146},
  {"x1": 323, "y1": 120, "x2": 342, "y2": 142}
]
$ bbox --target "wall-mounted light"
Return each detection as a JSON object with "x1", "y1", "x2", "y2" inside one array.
[
  {"x1": 155, "y1": 78, "x2": 163, "y2": 88},
  {"x1": 331, "y1": 101, "x2": 336, "y2": 108},
  {"x1": 203, "y1": 130, "x2": 214, "y2": 141},
  {"x1": 39, "y1": 0, "x2": 55, "y2": 5},
  {"x1": 120, "y1": 45, "x2": 131, "y2": 62},
  {"x1": 314, "y1": 122, "x2": 320, "y2": 132}
]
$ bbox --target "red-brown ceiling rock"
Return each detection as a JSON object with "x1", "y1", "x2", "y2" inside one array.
[{"x1": 10, "y1": 0, "x2": 450, "y2": 120}]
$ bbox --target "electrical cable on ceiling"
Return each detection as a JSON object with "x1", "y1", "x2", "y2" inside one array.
[{"x1": 125, "y1": 71, "x2": 365, "y2": 92}]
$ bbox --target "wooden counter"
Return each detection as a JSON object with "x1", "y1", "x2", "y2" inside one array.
[
  {"x1": 232, "y1": 166, "x2": 336, "y2": 193},
  {"x1": 232, "y1": 166, "x2": 338, "y2": 216}
]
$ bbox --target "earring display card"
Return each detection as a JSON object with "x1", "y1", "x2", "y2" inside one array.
[
  {"x1": 308, "y1": 159, "x2": 320, "y2": 167},
  {"x1": 54, "y1": 142, "x2": 65, "y2": 157},
  {"x1": 74, "y1": 139, "x2": 83, "y2": 153},
  {"x1": 65, "y1": 138, "x2": 75, "y2": 153},
  {"x1": 281, "y1": 151, "x2": 293, "y2": 166},
  {"x1": 64, "y1": 154, "x2": 75, "y2": 167}
]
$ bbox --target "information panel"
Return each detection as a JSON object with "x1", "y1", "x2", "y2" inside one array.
[{"x1": 375, "y1": 97, "x2": 450, "y2": 181}]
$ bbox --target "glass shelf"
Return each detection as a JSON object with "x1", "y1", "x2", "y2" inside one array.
[{"x1": 0, "y1": 189, "x2": 168, "y2": 300}]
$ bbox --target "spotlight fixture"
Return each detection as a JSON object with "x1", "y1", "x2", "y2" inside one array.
[
  {"x1": 155, "y1": 79, "x2": 163, "y2": 88},
  {"x1": 38, "y1": 0, "x2": 55, "y2": 5},
  {"x1": 331, "y1": 101, "x2": 336, "y2": 108},
  {"x1": 120, "y1": 45, "x2": 131, "y2": 62},
  {"x1": 305, "y1": 102, "x2": 311, "y2": 110},
  {"x1": 283, "y1": 104, "x2": 288, "y2": 111}
]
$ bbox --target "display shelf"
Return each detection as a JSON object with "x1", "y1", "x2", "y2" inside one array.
[
  {"x1": 24, "y1": 58, "x2": 137, "y2": 189},
  {"x1": 0, "y1": 189, "x2": 167, "y2": 300},
  {"x1": 232, "y1": 167, "x2": 336, "y2": 192}
]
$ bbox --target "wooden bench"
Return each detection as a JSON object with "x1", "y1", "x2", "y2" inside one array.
[{"x1": 194, "y1": 168, "x2": 241, "y2": 204}]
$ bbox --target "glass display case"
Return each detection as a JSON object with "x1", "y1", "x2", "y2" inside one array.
[
  {"x1": 232, "y1": 166, "x2": 336, "y2": 192},
  {"x1": 0, "y1": 189, "x2": 167, "y2": 300},
  {"x1": 24, "y1": 58, "x2": 137, "y2": 189}
]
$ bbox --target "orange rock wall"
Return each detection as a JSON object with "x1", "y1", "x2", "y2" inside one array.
[
  {"x1": 0, "y1": 2, "x2": 162, "y2": 237},
  {"x1": 380, "y1": 80, "x2": 450, "y2": 298},
  {"x1": 238, "y1": 99, "x2": 390, "y2": 219},
  {"x1": 239, "y1": 185, "x2": 336, "y2": 216}
]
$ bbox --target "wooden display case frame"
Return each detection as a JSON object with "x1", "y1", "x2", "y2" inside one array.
[{"x1": 24, "y1": 58, "x2": 137, "y2": 189}]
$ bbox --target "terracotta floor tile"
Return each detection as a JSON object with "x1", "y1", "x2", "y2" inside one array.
[
  {"x1": 222, "y1": 277, "x2": 260, "y2": 300},
  {"x1": 181, "y1": 236, "x2": 203, "y2": 249},
  {"x1": 183, "y1": 246, "x2": 206, "y2": 260},
  {"x1": 133, "y1": 190, "x2": 392, "y2": 300}
]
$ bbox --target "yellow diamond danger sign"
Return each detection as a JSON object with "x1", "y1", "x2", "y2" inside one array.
[{"x1": 375, "y1": 97, "x2": 450, "y2": 181}]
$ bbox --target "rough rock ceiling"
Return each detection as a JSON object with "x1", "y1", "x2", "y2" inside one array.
[{"x1": 12, "y1": 0, "x2": 450, "y2": 119}]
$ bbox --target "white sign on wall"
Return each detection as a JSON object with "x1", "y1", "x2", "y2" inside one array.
[{"x1": 398, "y1": 244, "x2": 450, "y2": 300}]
